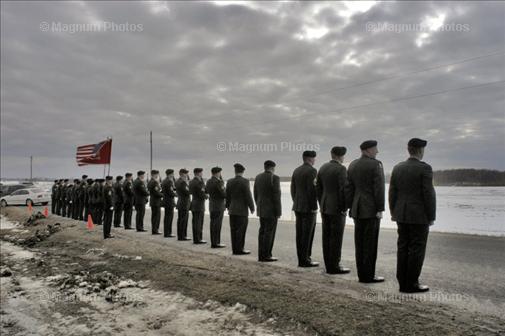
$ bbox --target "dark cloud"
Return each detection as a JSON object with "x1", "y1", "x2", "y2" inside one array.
[{"x1": 1, "y1": 1, "x2": 504, "y2": 178}]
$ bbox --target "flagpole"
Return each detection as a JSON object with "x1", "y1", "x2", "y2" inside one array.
[{"x1": 149, "y1": 131, "x2": 153, "y2": 181}]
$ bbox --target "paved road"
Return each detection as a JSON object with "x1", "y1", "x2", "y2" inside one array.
[{"x1": 33, "y1": 205, "x2": 505, "y2": 317}]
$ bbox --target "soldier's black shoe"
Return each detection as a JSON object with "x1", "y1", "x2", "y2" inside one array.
[
  {"x1": 164, "y1": 234, "x2": 176, "y2": 238},
  {"x1": 104, "y1": 235, "x2": 115, "y2": 239},
  {"x1": 234, "y1": 250, "x2": 251, "y2": 255},
  {"x1": 178, "y1": 237, "x2": 192, "y2": 241},
  {"x1": 114, "y1": 225, "x2": 123, "y2": 228},
  {"x1": 137, "y1": 229, "x2": 147, "y2": 232},
  {"x1": 124, "y1": 227, "x2": 133, "y2": 230},
  {"x1": 259, "y1": 257, "x2": 278, "y2": 262},
  {"x1": 327, "y1": 267, "x2": 351, "y2": 274},
  {"x1": 194, "y1": 240, "x2": 207, "y2": 244},
  {"x1": 299, "y1": 261, "x2": 319, "y2": 267},
  {"x1": 359, "y1": 276, "x2": 385, "y2": 283},
  {"x1": 152, "y1": 232, "x2": 162, "y2": 235},
  {"x1": 211, "y1": 244, "x2": 226, "y2": 248},
  {"x1": 400, "y1": 284, "x2": 429, "y2": 293}
]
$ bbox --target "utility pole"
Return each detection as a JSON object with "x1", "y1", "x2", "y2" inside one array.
[
  {"x1": 150, "y1": 131, "x2": 153, "y2": 178},
  {"x1": 30, "y1": 156, "x2": 33, "y2": 181}
]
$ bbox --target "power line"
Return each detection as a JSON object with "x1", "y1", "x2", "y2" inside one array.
[
  {"x1": 294, "y1": 50, "x2": 505, "y2": 100},
  {"x1": 236, "y1": 79, "x2": 505, "y2": 131}
]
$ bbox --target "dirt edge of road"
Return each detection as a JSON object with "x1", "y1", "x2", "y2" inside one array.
[{"x1": 1, "y1": 207, "x2": 503, "y2": 336}]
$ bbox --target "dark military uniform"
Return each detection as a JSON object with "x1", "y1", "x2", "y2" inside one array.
[
  {"x1": 122, "y1": 178, "x2": 134, "y2": 229},
  {"x1": 103, "y1": 180, "x2": 114, "y2": 238},
  {"x1": 65, "y1": 184, "x2": 74, "y2": 218},
  {"x1": 226, "y1": 175, "x2": 255, "y2": 254},
  {"x1": 161, "y1": 176, "x2": 177, "y2": 237},
  {"x1": 254, "y1": 170, "x2": 281, "y2": 261},
  {"x1": 346, "y1": 155, "x2": 385, "y2": 282},
  {"x1": 84, "y1": 179, "x2": 93, "y2": 221},
  {"x1": 175, "y1": 177, "x2": 191, "y2": 240},
  {"x1": 95, "y1": 181, "x2": 105, "y2": 225},
  {"x1": 316, "y1": 159, "x2": 348, "y2": 273},
  {"x1": 77, "y1": 180, "x2": 86, "y2": 220},
  {"x1": 389, "y1": 157, "x2": 436, "y2": 291},
  {"x1": 291, "y1": 163, "x2": 318, "y2": 266},
  {"x1": 51, "y1": 181, "x2": 58, "y2": 214},
  {"x1": 189, "y1": 176, "x2": 207, "y2": 244},
  {"x1": 205, "y1": 176, "x2": 226, "y2": 247},
  {"x1": 88, "y1": 181, "x2": 97, "y2": 223},
  {"x1": 148, "y1": 178, "x2": 163, "y2": 234},
  {"x1": 133, "y1": 177, "x2": 149, "y2": 231},
  {"x1": 59, "y1": 182, "x2": 67, "y2": 216},
  {"x1": 113, "y1": 180, "x2": 124, "y2": 227},
  {"x1": 72, "y1": 181, "x2": 81, "y2": 219}
]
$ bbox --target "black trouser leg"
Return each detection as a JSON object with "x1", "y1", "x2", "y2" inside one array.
[
  {"x1": 397, "y1": 223, "x2": 429, "y2": 289},
  {"x1": 163, "y1": 206, "x2": 174, "y2": 236},
  {"x1": 295, "y1": 212, "x2": 316, "y2": 265},
  {"x1": 51, "y1": 198, "x2": 56, "y2": 214},
  {"x1": 96, "y1": 206, "x2": 104, "y2": 225},
  {"x1": 61, "y1": 202, "x2": 66, "y2": 217},
  {"x1": 83, "y1": 205, "x2": 89, "y2": 222},
  {"x1": 258, "y1": 217, "x2": 277, "y2": 260},
  {"x1": 135, "y1": 204, "x2": 145, "y2": 231},
  {"x1": 103, "y1": 209, "x2": 113, "y2": 238},
  {"x1": 210, "y1": 211, "x2": 223, "y2": 246},
  {"x1": 354, "y1": 218, "x2": 380, "y2": 281},
  {"x1": 113, "y1": 204, "x2": 123, "y2": 227},
  {"x1": 177, "y1": 209, "x2": 189, "y2": 239},
  {"x1": 322, "y1": 214, "x2": 346, "y2": 272},
  {"x1": 192, "y1": 211, "x2": 204, "y2": 242},
  {"x1": 123, "y1": 204, "x2": 132, "y2": 229},
  {"x1": 151, "y1": 206, "x2": 161, "y2": 233},
  {"x1": 230, "y1": 215, "x2": 247, "y2": 253}
]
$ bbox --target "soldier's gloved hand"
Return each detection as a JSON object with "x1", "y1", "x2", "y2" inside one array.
[
  {"x1": 429, "y1": 220, "x2": 434, "y2": 226},
  {"x1": 376, "y1": 211, "x2": 383, "y2": 219},
  {"x1": 110, "y1": 207, "x2": 114, "y2": 211}
]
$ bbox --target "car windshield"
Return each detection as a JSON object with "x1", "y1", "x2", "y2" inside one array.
[{"x1": 31, "y1": 189, "x2": 44, "y2": 193}]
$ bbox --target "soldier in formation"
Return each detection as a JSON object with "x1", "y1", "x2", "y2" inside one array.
[
  {"x1": 148, "y1": 170, "x2": 163, "y2": 235},
  {"x1": 189, "y1": 168, "x2": 207, "y2": 244},
  {"x1": 161, "y1": 169, "x2": 176, "y2": 238},
  {"x1": 205, "y1": 167, "x2": 226, "y2": 248}
]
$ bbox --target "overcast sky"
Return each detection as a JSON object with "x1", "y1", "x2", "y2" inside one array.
[{"x1": 1, "y1": 1, "x2": 504, "y2": 179}]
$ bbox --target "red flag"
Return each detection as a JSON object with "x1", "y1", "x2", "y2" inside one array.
[{"x1": 76, "y1": 139, "x2": 112, "y2": 166}]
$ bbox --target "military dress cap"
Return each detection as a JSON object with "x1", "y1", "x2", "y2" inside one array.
[
  {"x1": 137, "y1": 170, "x2": 145, "y2": 176},
  {"x1": 54, "y1": 180, "x2": 58, "y2": 183},
  {"x1": 151, "y1": 169, "x2": 159, "y2": 175},
  {"x1": 98, "y1": 178, "x2": 105, "y2": 183},
  {"x1": 87, "y1": 179, "x2": 94, "y2": 184},
  {"x1": 82, "y1": 175, "x2": 88, "y2": 179},
  {"x1": 73, "y1": 178, "x2": 79, "y2": 183},
  {"x1": 211, "y1": 166, "x2": 222, "y2": 174},
  {"x1": 116, "y1": 175, "x2": 123, "y2": 181},
  {"x1": 408, "y1": 138, "x2": 428, "y2": 148},
  {"x1": 125, "y1": 172, "x2": 133, "y2": 177},
  {"x1": 302, "y1": 150, "x2": 317, "y2": 158},
  {"x1": 106, "y1": 176, "x2": 113, "y2": 181},
  {"x1": 331, "y1": 146, "x2": 347, "y2": 156},
  {"x1": 64, "y1": 179, "x2": 69, "y2": 182},
  {"x1": 264, "y1": 160, "x2": 276, "y2": 168},
  {"x1": 234, "y1": 163, "x2": 245, "y2": 173},
  {"x1": 193, "y1": 168, "x2": 203, "y2": 174},
  {"x1": 179, "y1": 168, "x2": 189, "y2": 174},
  {"x1": 165, "y1": 169, "x2": 174, "y2": 175},
  {"x1": 75, "y1": 180, "x2": 80, "y2": 184},
  {"x1": 360, "y1": 140, "x2": 378, "y2": 150}
]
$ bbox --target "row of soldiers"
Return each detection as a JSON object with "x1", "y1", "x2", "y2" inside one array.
[{"x1": 51, "y1": 138, "x2": 436, "y2": 293}]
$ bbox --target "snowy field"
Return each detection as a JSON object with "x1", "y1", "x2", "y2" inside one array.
[{"x1": 3, "y1": 180, "x2": 504, "y2": 236}]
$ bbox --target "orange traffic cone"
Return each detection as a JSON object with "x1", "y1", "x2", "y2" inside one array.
[
  {"x1": 43, "y1": 207, "x2": 49, "y2": 218},
  {"x1": 87, "y1": 214, "x2": 94, "y2": 230},
  {"x1": 28, "y1": 202, "x2": 33, "y2": 213}
]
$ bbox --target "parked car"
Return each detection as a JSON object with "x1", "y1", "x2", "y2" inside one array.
[
  {"x1": 0, "y1": 188, "x2": 50, "y2": 207},
  {"x1": 0, "y1": 184, "x2": 31, "y2": 197}
]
